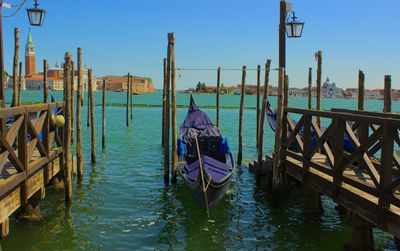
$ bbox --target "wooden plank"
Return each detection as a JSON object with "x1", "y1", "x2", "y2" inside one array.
[
  {"x1": 6, "y1": 115, "x2": 23, "y2": 146},
  {"x1": 286, "y1": 115, "x2": 304, "y2": 152},
  {"x1": 310, "y1": 120, "x2": 334, "y2": 167},
  {"x1": 0, "y1": 188, "x2": 21, "y2": 223},
  {"x1": 27, "y1": 157, "x2": 47, "y2": 176},
  {"x1": 25, "y1": 169, "x2": 44, "y2": 199}
]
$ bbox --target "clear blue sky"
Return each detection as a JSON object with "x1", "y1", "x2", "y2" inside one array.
[{"x1": 2, "y1": 0, "x2": 399, "y2": 90}]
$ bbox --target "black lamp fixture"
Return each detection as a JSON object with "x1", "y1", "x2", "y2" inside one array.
[
  {"x1": 26, "y1": 0, "x2": 46, "y2": 26},
  {"x1": 285, "y1": 12, "x2": 304, "y2": 38}
]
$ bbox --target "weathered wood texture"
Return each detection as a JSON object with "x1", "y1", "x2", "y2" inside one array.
[
  {"x1": 358, "y1": 70, "x2": 365, "y2": 111},
  {"x1": 164, "y1": 33, "x2": 171, "y2": 185},
  {"x1": 272, "y1": 68, "x2": 285, "y2": 191},
  {"x1": 162, "y1": 58, "x2": 167, "y2": 147},
  {"x1": 170, "y1": 33, "x2": 177, "y2": 184},
  {"x1": 256, "y1": 65, "x2": 261, "y2": 147},
  {"x1": 102, "y1": 79, "x2": 106, "y2": 149},
  {"x1": 70, "y1": 61, "x2": 75, "y2": 144},
  {"x1": 89, "y1": 69, "x2": 96, "y2": 164},
  {"x1": 130, "y1": 76, "x2": 133, "y2": 121},
  {"x1": 216, "y1": 67, "x2": 221, "y2": 128},
  {"x1": 257, "y1": 61, "x2": 271, "y2": 169},
  {"x1": 282, "y1": 106, "x2": 400, "y2": 238},
  {"x1": 316, "y1": 51, "x2": 322, "y2": 126},
  {"x1": 126, "y1": 73, "x2": 130, "y2": 127},
  {"x1": 18, "y1": 62, "x2": 22, "y2": 106},
  {"x1": 384, "y1": 75, "x2": 391, "y2": 113},
  {"x1": 237, "y1": 66, "x2": 246, "y2": 166},
  {"x1": 308, "y1": 67, "x2": 312, "y2": 110},
  {"x1": 76, "y1": 48, "x2": 83, "y2": 180},
  {"x1": 63, "y1": 52, "x2": 72, "y2": 204},
  {"x1": 12, "y1": 28, "x2": 19, "y2": 107},
  {"x1": 43, "y1": 60, "x2": 48, "y2": 103}
]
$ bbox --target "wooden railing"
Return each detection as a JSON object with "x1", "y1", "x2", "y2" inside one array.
[
  {"x1": 0, "y1": 102, "x2": 64, "y2": 200},
  {"x1": 282, "y1": 107, "x2": 400, "y2": 210}
]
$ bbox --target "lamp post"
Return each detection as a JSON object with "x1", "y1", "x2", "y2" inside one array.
[
  {"x1": 0, "y1": 0, "x2": 46, "y2": 107},
  {"x1": 279, "y1": 0, "x2": 305, "y2": 70}
]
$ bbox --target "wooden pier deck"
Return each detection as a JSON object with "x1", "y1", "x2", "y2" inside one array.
[
  {"x1": 0, "y1": 102, "x2": 65, "y2": 238},
  {"x1": 252, "y1": 107, "x2": 400, "y2": 243}
]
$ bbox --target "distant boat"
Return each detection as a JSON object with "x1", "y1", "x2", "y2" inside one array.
[{"x1": 177, "y1": 95, "x2": 234, "y2": 212}]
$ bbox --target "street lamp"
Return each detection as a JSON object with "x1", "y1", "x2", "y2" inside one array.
[
  {"x1": 279, "y1": 0, "x2": 304, "y2": 70},
  {"x1": 285, "y1": 12, "x2": 304, "y2": 38},
  {"x1": 26, "y1": 0, "x2": 46, "y2": 26}
]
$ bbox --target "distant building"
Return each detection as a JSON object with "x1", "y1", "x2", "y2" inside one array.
[
  {"x1": 288, "y1": 87, "x2": 308, "y2": 97},
  {"x1": 97, "y1": 75, "x2": 154, "y2": 93},
  {"x1": 322, "y1": 78, "x2": 343, "y2": 98},
  {"x1": 25, "y1": 30, "x2": 35, "y2": 77}
]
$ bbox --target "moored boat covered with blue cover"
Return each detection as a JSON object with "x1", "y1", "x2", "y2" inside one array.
[{"x1": 177, "y1": 96, "x2": 234, "y2": 210}]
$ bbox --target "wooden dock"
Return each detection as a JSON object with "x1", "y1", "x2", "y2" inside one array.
[
  {"x1": 0, "y1": 102, "x2": 65, "y2": 238},
  {"x1": 252, "y1": 107, "x2": 400, "y2": 248}
]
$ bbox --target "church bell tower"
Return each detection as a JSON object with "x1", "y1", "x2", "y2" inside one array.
[{"x1": 25, "y1": 29, "x2": 36, "y2": 76}]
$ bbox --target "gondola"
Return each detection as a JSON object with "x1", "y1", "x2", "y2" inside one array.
[{"x1": 177, "y1": 96, "x2": 234, "y2": 212}]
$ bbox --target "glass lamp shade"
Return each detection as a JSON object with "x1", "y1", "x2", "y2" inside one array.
[
  {"x1": 27, "y1": 7, "x2": 46, "y2": 26},
  {"x1": 285, "y1": 21, "x2": 304, "y2": 38}
]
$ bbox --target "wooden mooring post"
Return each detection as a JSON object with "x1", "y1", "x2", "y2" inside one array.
[
  {"x1": 162, "y1": 58, "x2": 167, "y2": 147},
  {"x1": 216, "y1": 66, "x2": 221, "y2": 128},
  {"x1": 257, "y1": 60, "x2": 271, "y2": 171},
  {"x1": 126, "y1": 73, "x2": 130, "y2": 127},
  {"x1": 102, "y1": 79, "x2": 106, "y2": 149},
  {"x1": 89, "y1": 68, "x2": 96, "y2": 164},
  {"x1": 384, "y1": 75, "x2": 391, "y2": 113},
  {"x1": 308, "y1": 67, "x2": 312, "y2": 110},
  {"x1": 237, "y1": 65, "x2": 246, "y2": 166},
  {"x1": 130, "y1": 76, "x2": 133, "y2": 121},
  {"x1": 87, "y1": 80, "x2": 90, "y2": 128},
  {"x1": 256, "y1": 64, "x2": 261, "y2": 148},
  {"x1": 18, "y1": 62, "x2": 22, "y2": 106},
  {"x1": 170, "y1": 33, "x2": 177, "y2": 184},
  {"x1": 358, "y1": 70, "x2": 365, "y2": 111},
  {"x1": 12, "y1": 28, "x2": 19, "y2": 107},
  {"x1": 76, "y1": 47, "x2": 83, "y2": 180},
  {"x1": 43, "y1": 60, "x2": 48, "y2": 103},
  {"x1": 272, "y1": 67, "x2": 285, "y2": 191},
  {"x1": 63, "y1": 52, "x2": 73, "y2": 204},
  {"x1": 315, "y1": 51, "x2": 322, "y2": 126},
  {"x1": 70, "y1": 61, "x2": 75, "y2": 144},
  {"x1": 164, "y1": 33, "x2": 172, "y2": 185}
]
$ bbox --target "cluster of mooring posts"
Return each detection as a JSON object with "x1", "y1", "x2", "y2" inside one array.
[{"x1": 0, "y1": 26, "x2": 116, "y2": 238}]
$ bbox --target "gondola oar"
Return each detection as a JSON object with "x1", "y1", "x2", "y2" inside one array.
[{"x1": 195, "y1": 136, "x2": 210, "y2": 217}]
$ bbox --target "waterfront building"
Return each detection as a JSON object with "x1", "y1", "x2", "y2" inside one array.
[
  {"x1": 288, "y1": 87, "x2": 308, "y2": 97},
  {"x1": 97, "y1": 75, "x2": 154, "y2": 93}
]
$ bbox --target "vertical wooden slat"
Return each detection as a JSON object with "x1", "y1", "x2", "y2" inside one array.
[
  {"x1": 170, "y1": 33, "x2": 177, "y2": 184},
  {"x1": 216, "y1": 66, "x2": 221, "y2": 128},
  {"x1": 308, "y1": 67, "x2": 312, "y2": 110},
  {"x1": 284, "y1": 75, "x2": 289, "y2": 108},
  {"x1": 332, "y1": 116, "x2": 344, "y2": 195},
  {"x1": 379, "y1": 122, "x2": 394, "y2": 208},
  {"x1": 43, "y1": 60, "x2": 48, "y2": 103},
  {"x1": 237, "y1": 65, "x2": 246, "y2": 166},
  {"x1": 63, "y1": 52, "x2": 72, "y2": 204},
  {"x1": 257, "y1": 60, "x2": 271, "y2": 169},
  {"x1": 76, "y1": 47, "x2": 83, "y2": 180},
  {"x1": 89, "y1": 69, "x2": 96, "y2": 164},
  {"x1": 12, "y1": 28, "x2": 19, "y2": 107},
  {"x1": 384, "y1": 75, "x2": 391, "y2": 113},
  {"x1": 256, "y1": 64, "x2": 261, "y2": 148},
  {"x1": 102, "y1": 79, "x2": 106, "y2": 149}
]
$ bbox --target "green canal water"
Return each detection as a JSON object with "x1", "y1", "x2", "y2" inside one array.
[{"x1": 1, "y1": 90, "x2": 399, "y2": 250}]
